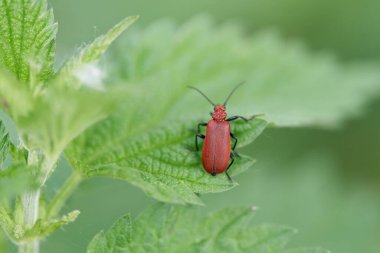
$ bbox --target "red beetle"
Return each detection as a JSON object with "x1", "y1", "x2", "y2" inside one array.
[{"x1": 189, "y1": 83, "x2": 255, "y2": 181}]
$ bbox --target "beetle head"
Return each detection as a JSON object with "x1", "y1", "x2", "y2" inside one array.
[
  {"x1": 212, "y1": 105, "x2": 227, "y2": 121},
  {"x1": 188, "y1": 82, "x2": 244, "y2": 121}
]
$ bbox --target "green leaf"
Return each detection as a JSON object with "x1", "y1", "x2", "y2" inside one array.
[
  {"x1": 0, "y1": 74, "x2": 123, "y2": 160},
  {"x1": 0, "y1": 13, "x2": 137, "y2": 166},
  {"x1": 0, "y1": 69, "x2": 33, "y2": 118},
  {"x1": 0, "y1": 12, "x2": 138, "y2": 188},
  {"x1": 65, "y1": 20, "x2": 269, "y2": 205},
  {"x1": 108, "y1": 17, "x2": 380, "y2": 128},
  {"x1": 16, "y1": 84, "x2": 125, "y2": 159},
  {"x1": 0, "y1": 109, "x2": 21, "y2": 146},
  {"x1": 0, "y1": 115, "x2": 35, "y2": 200},
  {"x1": 0, "y1": 0, "x2": 57, "y2": 84},
  {"x1": 0, "y1": 163, "x2": 36, "y2": 200},
  {"x1": 87, "y1": 215, "x2": 132, "y2": 253},
  {"x1": 69, "y1": 16, "x2": 380, "y2": 204},
  {"x1": 67, "y1": 116, "x2": 267, "y2": 205},
  {"x1": 0, "y1": 204, "x2": 14, "y2": 241},
  {"x1": 87, "y1": 204, "x2": 326, "y2": 253},
  {"x1": 65, "y1": 18, "x2": 269, "y2": 205},
  {"x1": 87, "y1": 231, "x2": 108, "y2": 253},
  {"x1": 19, "y1": 210, "x2": 79, "y2": 242},
  {"x1": 56, "y1": 15, "x2": 139, "y2": 89},
  {"x1": 0, "y1": 69, "x2": 125, "y2": 160}
]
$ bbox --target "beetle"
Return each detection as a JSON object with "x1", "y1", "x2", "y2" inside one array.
[{"x1": 189, "y1": 83, "x2": 256, "y2": 181}]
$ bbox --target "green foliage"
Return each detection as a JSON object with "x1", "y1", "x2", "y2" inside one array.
[
  {"x1": 0, "y1": 0, "x2": 140, "y2": 250},
  {"x1": 0, "y1": 120, "x2": 35, "y2": 199},
  {"x1": 66, "y1": 16, "x2": 380, "y2": 206},
  {"x1": 108, "y1": 17, "x2": 380, "y2": 127},
  {"x1": 0, "y1": 164, "x2": 36, "y2": 199},
  {"x1": 56, "y1": 15, "x2": 139, "y2": 89},
  {"x1": 0, "y1": 3, "x2": 139, "y2": 159},
  {"x1": 87, "y1": 215, "x2": 132, "y2": 253},
  {"x1": 0, "y1": 121, "x2": 9, "y2": 167},
  {"x1": 0, "y1": 69, "x2": 33, "y2": 118},
  {"x1": 17, "y1": 85, "x2": 126, "y2": 159},
  {"x1": 0, "y1": 0, "x2": 56, "y2": 84},
  {"x1": 20, "y1": 210, "x2": 79, "y2": 241},
  {"x1": 68, "y1": 117, "x2": 266, "y2": 205},
  {"x1": 0, "y1": 198, "x2": 78, "y2": 243},
  {"x1": 87, "y1": 204, "x2": 328, "y2": 253},
  {"x1": 2, "y1": 0, "x2": 373, "y2": 251}
]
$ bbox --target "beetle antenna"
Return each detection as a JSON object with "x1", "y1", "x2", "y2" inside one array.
[
  {"x1": 223, "y1": 81, "x2": 245, "y2": 106},
  {"x1": 188, "y1": 86, "x2": 216, "y2": 106}
]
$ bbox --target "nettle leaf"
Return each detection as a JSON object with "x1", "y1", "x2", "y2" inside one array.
[
  {"x1": 0, "y1": 164, "x2": 36, "y2": 200},
  {"x1": 0, "y1": 13, "x2": 138, "y2": 160},
  {"x1": 87, "y1": 204, "x2": 326, "y2": 253},
  {"x1": 0, "y1": 68, "x2": 124, "y2": 160},
  {"x1": 0, "y1": 69, "x2": 33, "y2": 118},
  {"x1": 0, "y1": 200, "x2": 79, "y2": 243},
  {"x1": 14, "y1": 15, "x2": 139, "y2": 158},
  {"x1": 19, "y1": 210, "x2": 79, "y2": 241},
  {"x1": 109, "y1": 17, "x2": 380, "y2": 127},
  {"x1": 0, "y1": 109, "x2": 21, "y2": 147},
  {"x1": 87, "y1": 215, "x2": 132, "y2": 253},
  {"x1": 0, "y1": 0, "x2": 57, "y2": 84},
  {"x1": 68, "y1": 111, "x2": 267, "y2": 205},
  {"x1": 0, "y1": 120, "x2": 34, "y2": 199},
  {"x1": 65, "y1": 19, "x2": 271, "y2": 205},
  {"x1": 56, "y1": 15, "x2": 139, "y2": 89},
  {"x1": 16, "y1": 85, "x2": 126, "y2": 159},
  {"x1": 68, "y1": 16, "x2": 380, "y2": 204}
]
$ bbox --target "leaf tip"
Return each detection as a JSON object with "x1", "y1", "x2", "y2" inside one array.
[
  {"x1": 121, "y1": 15, "x2": 140, "y2": 26},
  {"x1": 66, "y1": 210, "x2": 81, "y2": 222},
  {"x1": 132, "y1": 15, "x2": 140, "y2": 20}
]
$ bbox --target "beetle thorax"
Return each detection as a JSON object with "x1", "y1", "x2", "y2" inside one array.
[{"x1": 212, "y1": 105, "x2": 227, "y2": 121}]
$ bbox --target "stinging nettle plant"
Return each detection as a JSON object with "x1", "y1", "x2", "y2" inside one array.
[{"x1": 1, "y1": 0, "x2": 380, "y2": 252}]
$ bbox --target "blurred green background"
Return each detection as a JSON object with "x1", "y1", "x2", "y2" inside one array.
[{"x1": 40, "y1": 0, "x2": 380, "y2": 252}]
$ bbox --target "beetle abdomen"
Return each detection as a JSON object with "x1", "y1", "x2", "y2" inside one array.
[{"x1": 202, "y1": 120, "x2": 231, "y2": 174}]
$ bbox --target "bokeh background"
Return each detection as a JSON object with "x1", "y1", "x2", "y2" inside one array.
[{"x1": 40, "y1": 0, "x2": 380, "y2": 252}]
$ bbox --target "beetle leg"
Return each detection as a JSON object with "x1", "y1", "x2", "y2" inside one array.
[
  {"x1": 226, "y1": 114, "x2": 264, "y2": 122},
  {"x1": 195, "y1": 122, "x2": 207, "y2": 151},
  {"x1": 233, "y1": 151, "x2": 241, "y2": 158},
  {"x1": 226, "y1": 115, "x2": 247, "y2": 122},
  {"x1": 230, "y1": 132, "x2": 241, "y2": 158},
  {"x1": 225, "y1": 152, "x2": 235, "y2": 182},
  {"x1": 230, "y1": 132, "x2": 238, "y2": 150},
  {"x1": 195, "y1": 134, "x2": 205, "y2": 151},
  {"x1": 197, "y1": 122, "x2": 207, "y2": 133}
]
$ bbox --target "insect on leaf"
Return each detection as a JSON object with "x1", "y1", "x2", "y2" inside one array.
[{"x1": 67, "y1": 117, "x2": 267, "y2": 205}]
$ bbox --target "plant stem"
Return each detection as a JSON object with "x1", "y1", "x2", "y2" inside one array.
[
  {"x1": 46, "y1": 172, "x2": 82, "y2": 219},
  {"x1": 19, "y1": 190, "x2": 40, "y2": 253},
  {"x1": 19, "y1": 151, "x2": 41, "y2": 253},
  {"x1": 18, "y1": 241, "x2": 38, "y2": 253},
  {"x1": 22, "y1": 191, "x2": 40, "y2": 227},
  {"x1": 19, "y1": 151, "x2": 58, "y2": 253}
]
